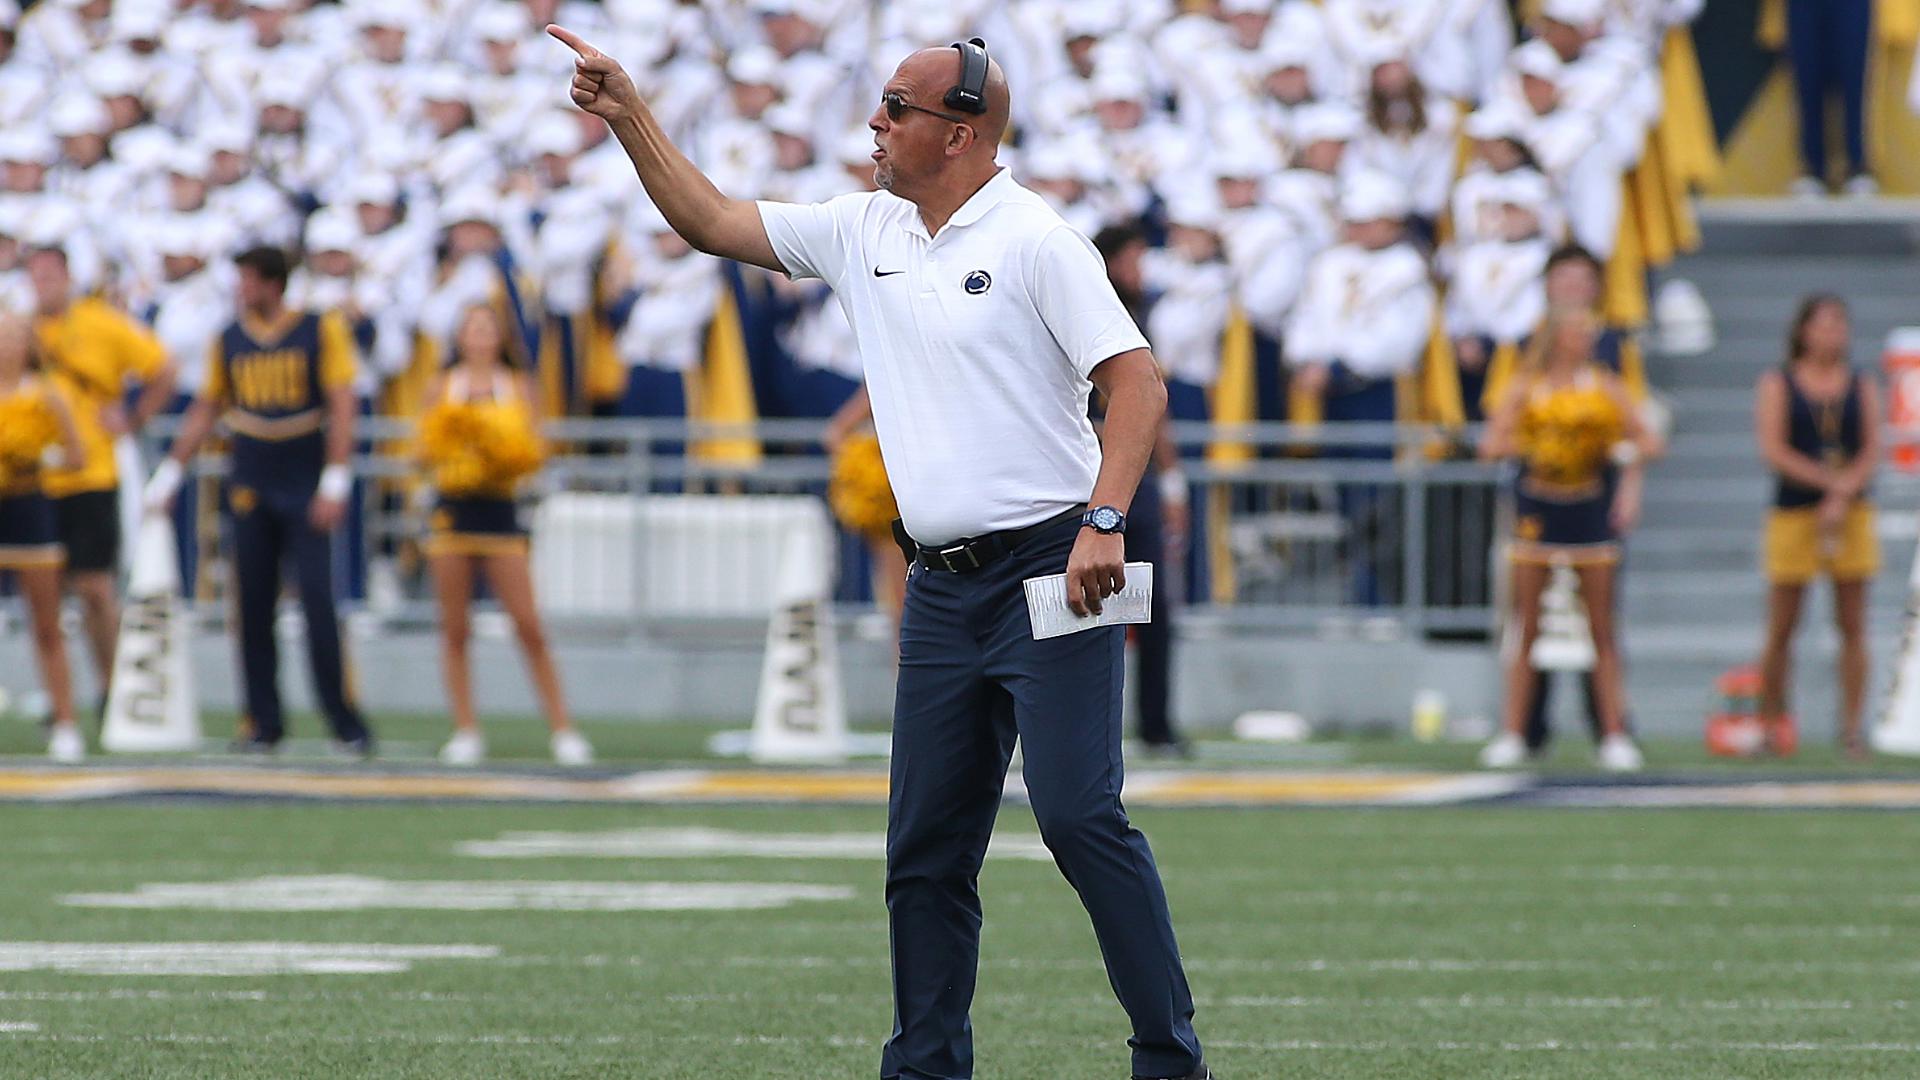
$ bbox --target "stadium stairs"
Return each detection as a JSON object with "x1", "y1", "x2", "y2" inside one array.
[{"x1": 1627, "y1": 201, "x2": 1920, "y2": 738}]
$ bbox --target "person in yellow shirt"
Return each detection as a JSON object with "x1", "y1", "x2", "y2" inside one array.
[
  {"x1": 27, "y1": 243, "x2": 176, "y2": 702},
  {"x1": 0, "y1": 312, "x2": 88, "y2": 761}
]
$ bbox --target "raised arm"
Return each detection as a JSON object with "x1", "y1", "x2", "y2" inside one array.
[{"x1": 548, "y1": 25, "x2": 784, "y2": 273}]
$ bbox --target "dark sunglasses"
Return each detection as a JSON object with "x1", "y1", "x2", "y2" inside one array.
[{"x1": 881, "y1": 91, "x2": 970, "y2": 126}]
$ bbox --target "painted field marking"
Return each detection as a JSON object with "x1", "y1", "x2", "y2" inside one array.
[
  {"x1": 455, "y1": 827, "x2": 1052, "y2": 861},
  {"x1": 0, "y1": 942, "x2": 497, "y2": 977},
  {"x1": 60, "y1": 876, "x2": 857, "y2": 913}
]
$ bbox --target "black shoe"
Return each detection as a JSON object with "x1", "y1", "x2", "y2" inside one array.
[
  {"x1": 1134, "y1": 1068, "x2": 1209, "y2": 1080},
  {"x1": 331, "y1": 735, "x2": 375, "y2": 761},
  {"x1": 228, "y1": 736, "x2": 280, "y2": 755}
]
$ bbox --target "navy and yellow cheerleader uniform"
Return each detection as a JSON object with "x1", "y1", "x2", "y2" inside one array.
[
  {"x1": 1765, "y1": 367, "x2": 1878, "y2": 585},
  {"x1": 0, "y1": 378, "x2": 66, "y2": 570},
  {"x1": 205, "y1": 309, "x2": 371, "y2": 748},
  {"x1": 1509, "y1": 366, "x2": 1628, "y2": 568},
  {"x1": 418, "y1": 371, "x2": 543, "y2": 557}
]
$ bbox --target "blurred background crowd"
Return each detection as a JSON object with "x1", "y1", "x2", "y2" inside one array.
[{"x1": 0, "y1": 0, "x2": 1717, "y2": 427}]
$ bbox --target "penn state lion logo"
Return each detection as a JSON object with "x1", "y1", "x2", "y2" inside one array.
[
  {"x1": 963, "y1": 270, "x2": 991, "y2": 295},
  {"x1": 229, "y1": 486, "x2": 257, "y2": 514}
]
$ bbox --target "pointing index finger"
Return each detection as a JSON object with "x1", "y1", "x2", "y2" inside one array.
[{"x1": 546, "y1": 23, "x2": 600, "y2": 59}]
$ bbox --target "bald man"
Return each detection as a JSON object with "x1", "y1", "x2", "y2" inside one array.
[{"x1": 549, "y1": 26, "x2": 1209, "y2": 1080}]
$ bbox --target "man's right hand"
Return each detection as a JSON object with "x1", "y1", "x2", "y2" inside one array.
[{"x1": 548, "y1": 25, "x2": 641, "y2": 123}]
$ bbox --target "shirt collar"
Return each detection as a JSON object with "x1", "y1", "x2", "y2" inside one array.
[{"x1": 905, "y1": 167, "x2": 1014, "y2": 241}]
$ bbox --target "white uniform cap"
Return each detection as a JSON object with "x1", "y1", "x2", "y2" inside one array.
[
  {"x1": 198, "y1": 121, "x2": 254, "y2": 156},
  {"x1": 246, "y1": 0, "x2": 297, "y2": 11},
  {"x1": 1211, "y1": 138, "x2": 1281, "y2": 181},
  {"x1": 1163, "y1": 181, "x2": 1223, "y2": 232},
  {"x1": 836, "y1": 127, "x2": 877, "y2": 168},
  {"x1": 0, "y1": 202, "x2": 22, "y2": 238},
  {"x1": 525, "y1": 119, "x2": 583, "y2": 158},
  {"x1": 0, "y1": 128, "x2": 57, "y2": 165},
  {"x1": 256, "y1": 76, "x2": 311, "y2": 110},
  {"x1": 474, "y1": 2, "x2": 531, "y2": 42},
  {"x1": 763, "y1": 101, "x2": 813, "y2": 140},
  {"x1": 1541, "y1": 0, "x2": 1608, "y2": 27},
  {"x1": 1293, "y1": 101, "x2": 1362, "y2": 145},
  {"x1": 726, "y1": 46, "x2": 782, "y2": 86},
  {"x1": 152, "y1": 215, "x2": 215, "y2": 259},
  {"x1": 1218, "y1": 0, "x2": 1272, "y2": 15},
  {"x1": 0, "y1": 0, "x2": 20, "y2": 31},
  {"x1": 1259, "y1": 32, "x2": 1317, "y2": 71},
  {"x1": 304, "y1": 207, "x2": 361, "y2": 254},
  {"x1": 348, "y1": 171, "x2": 401, "y2": 207},
  {"x1": 439, "y1": 185, "x2": 500, "y2": 228},
  {"x1": 1021, "y1": 141, "x2": 1081, "y2": 183},
  {"x1": 1339, "y1": 171, "x2": 1410, "y2": 223},
  {"x1": 19, "y1": 200, "x2": 83, "y2": 250},
  {"x1": 1090, "y1": 64, "x2": 1150, "y2": 105},
  {"x1": 1491, "y1": 169, "x2": 1553, "y2": 214},
  {"x1": 112, "y1": 2, "x2": 169, "y2": 41},
  {"x1": 1463, "y1": 101, "x2": 1530, "y2": 142},
  {"x1": 1511, "y1": 40, "x2": 1565, "y2": 83},
  {"x1": 48, "y1": 95, "x2": 112, "y2": 139},
  {"x1": 1061, "y1": 0, "x2": 1124, "y2": 39},
  {"x1": 416, "y1": 65, "x2": 470, "y2": 104},
  {"x1": 87, "y1": 54, "x2": 148, "y2": 99},
  {"x1": 352, "y1": 0, "x2": 411, "y2": 31},
  {"x1": 110, "y1": 124, "x2": 175, "y2": 172},
  {"x1": 165, "y1": 143, "x2": 213, "y2": 178}
]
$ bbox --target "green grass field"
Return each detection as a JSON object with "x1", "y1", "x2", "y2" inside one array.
[{"x1": 6, "y1": 778, "x2": 1920, "y2": 1078}]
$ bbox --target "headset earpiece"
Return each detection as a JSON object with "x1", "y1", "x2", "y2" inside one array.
[{"x1": 943, "y1": 37, "x2": 989, "y2": 116}]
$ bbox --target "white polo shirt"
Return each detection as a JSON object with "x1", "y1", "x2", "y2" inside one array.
[{"x1": 758, "y1": 168, "x2": 1148, "y2": 546}]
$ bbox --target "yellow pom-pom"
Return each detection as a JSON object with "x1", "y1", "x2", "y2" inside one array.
[
  {"x1": 828, "y1": 433, "x2": 898, "y2": 539},
  {"x1": 0, "y1": 393, "x2": 60, "y2": 489}
]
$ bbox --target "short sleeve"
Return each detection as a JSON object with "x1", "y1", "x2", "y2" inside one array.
[
  {"x1": 111, "y1": 307, "x2": 168, "y2": 381},
  {"x1": 1029, "y1": 226, "x2": 1151, "y2": 378},
  {"x1": 756, "y1": 193, "x2": 864, "y2": 283},
  {"x1": 317, "y1": 312, "x2": 360, "y2": 390},
  {"x1": 201, "y1": 338, "x2": 228, "y2": 400}
]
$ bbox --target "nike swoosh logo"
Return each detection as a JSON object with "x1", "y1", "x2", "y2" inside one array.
[{"x1": 873, "y1": 268, "x2": 905, "y2": 277}]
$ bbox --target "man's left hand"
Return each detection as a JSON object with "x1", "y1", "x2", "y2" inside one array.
[
  {"x1": 1066, "y1": 529, "x2": 1126, "y2": 617},
  {"x1": 100, "y1": 401, "x2": 130, "y2": 437},
  {"x1": 309, "y1": 495, "x2": 346, "y2": 532}
]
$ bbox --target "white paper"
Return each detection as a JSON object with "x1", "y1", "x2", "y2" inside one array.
[{"x1": 1023, "y1": 562, "x2": 1153, "y2": 640}]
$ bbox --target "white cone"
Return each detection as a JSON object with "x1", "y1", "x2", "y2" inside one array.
[
  {"x1": 747, "y1": 502, "x2": 848, "y2": 763},
  {"x1": 101, "y1": 514, "x2": 201, "y2": 753}
]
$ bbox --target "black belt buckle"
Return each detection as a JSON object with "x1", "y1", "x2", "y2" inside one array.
[{"x1": 934, "y1": 542, "x2": 983, "y2": 574}]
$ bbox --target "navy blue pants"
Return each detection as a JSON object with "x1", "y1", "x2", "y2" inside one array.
[
  {"x1": 1788, "y1": 0, "x2": 1872, "y2": 178},
  {"x1": 881, "y1": 517, "x2": 1202, "y2": 1080},
  {"x1": 227, "y1": 485, "x2": 368, "y2": 744}
]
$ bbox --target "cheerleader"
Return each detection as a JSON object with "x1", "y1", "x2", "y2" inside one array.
[
  {"x1": 1479, "y1": 306, "x2": 1659, "y2": 771},
  {"x1": 1755, "y1": 296, "x2": 1880, "y2": 757},
  {"x1": 0, "y1": 313, "x2": 86, "y2": 761},
  {"x1": 418, "y1": 303, "x2": 591, "y2": 767}
]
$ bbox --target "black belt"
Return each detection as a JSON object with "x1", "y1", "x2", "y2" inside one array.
[{"x1": 894, "y1": 505, "x2": 1087, "y2": 574}]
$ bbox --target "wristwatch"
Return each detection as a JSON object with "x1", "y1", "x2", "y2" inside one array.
[{"x1": 1081, "y1": 505, "x2": 1127, "y2": 535}]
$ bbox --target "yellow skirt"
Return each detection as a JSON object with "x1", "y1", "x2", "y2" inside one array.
[{"x1": 1764, "y1": 502, "x2": 1880, "y2": 585}]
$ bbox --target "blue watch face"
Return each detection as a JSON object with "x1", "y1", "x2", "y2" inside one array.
[{"x1": 1089, "y1": 507, "x2": 1123, "y2": 532}]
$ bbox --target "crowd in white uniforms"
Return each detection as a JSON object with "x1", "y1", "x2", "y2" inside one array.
[{"x1": 0, "y1": 0, "x2": 1703, "y2": 421}]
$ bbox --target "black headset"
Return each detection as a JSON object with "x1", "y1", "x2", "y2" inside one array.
[{"x1": 944, "y1": 37, "x2": 990, "y2": 116}]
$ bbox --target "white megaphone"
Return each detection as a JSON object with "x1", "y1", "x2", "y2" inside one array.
[{"x1": 101, "y1": 514, "x2": 201, "y2": 752}]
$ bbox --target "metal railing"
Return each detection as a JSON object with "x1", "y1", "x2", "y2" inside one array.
[{"x1": 128, "y1": 416, "x2": 1505, "y2": 638}]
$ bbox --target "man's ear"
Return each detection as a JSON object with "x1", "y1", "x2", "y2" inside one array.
[{"x1": 946, "y1": 125, "x2": 975, "y2": 156}]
